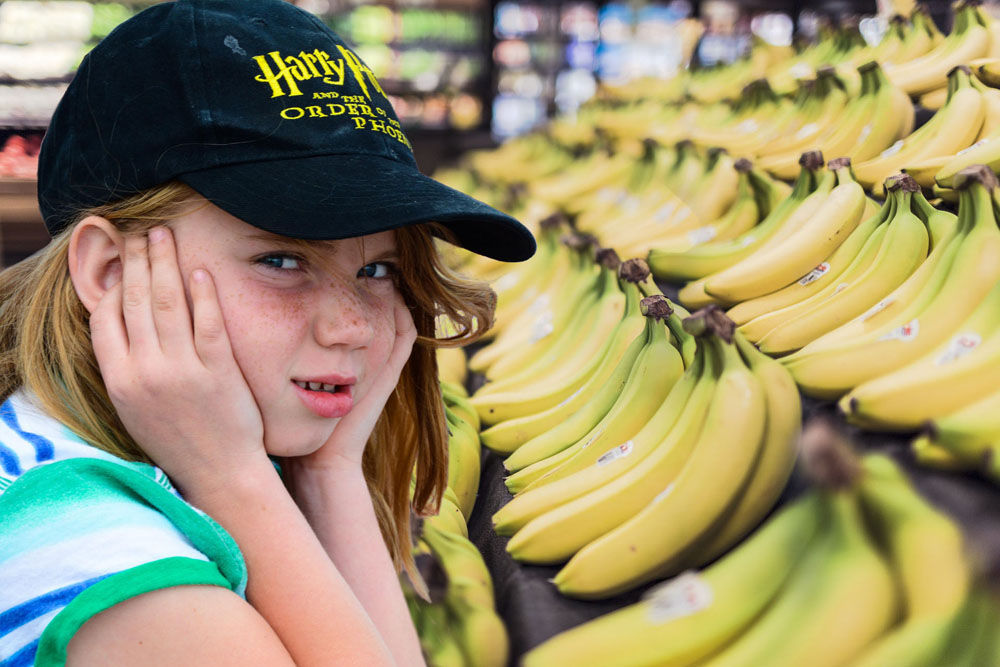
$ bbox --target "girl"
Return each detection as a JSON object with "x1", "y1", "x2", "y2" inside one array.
[{"x1": 0, "y1": 1, "x2": 534, "y2": 665}]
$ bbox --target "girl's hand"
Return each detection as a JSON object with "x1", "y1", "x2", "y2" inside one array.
[
  {"x1": 288, "y1": 293, "x2": 417, "y2": 474},
  {"x1": 89, "y1": 227, "x2": 270, "y2": 496}
]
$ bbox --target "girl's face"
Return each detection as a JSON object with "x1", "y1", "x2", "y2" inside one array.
[{"x1": 168, "y1": 199, "x2": 399, "y2": 457}]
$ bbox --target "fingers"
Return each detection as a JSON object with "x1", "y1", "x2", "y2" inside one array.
[
  {"x1": 147, "y1": 227, "x2": 194, "y2": 355},
  {"x1": 190, "y1": 268, "x2": 236, "y2": 369},
  {"x1": 89, "y1": 280, "x2": 128, "y2": 377},
  {"x1": 120, "y1": 234, "x2": 157, "y2": 354}
]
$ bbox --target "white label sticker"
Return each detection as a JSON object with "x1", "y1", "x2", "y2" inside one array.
[
  {"x1": 623, "y1": 196, "x2": 642, "y2": 215},
  {"x1": 795, "y1": 122, "x2": 819, "y2": 140},
  {"x1": 687, "y1": 226, "x2": 717, "y2": 246},
  {"x1": 857, "y1": 124, "x2": 872, "y2": 143},
  {"x1": 529, "y1": 314, "x2": 554, "y2": 343},
  {"x1": 645, "y1": 571, "x2": 714, "y2": 623},
  {"x1": 669, "y1": 207, "x2": 692, "y2": 227},
  {"x1": 494, "y1": 272, "x2": 520, "y2": 292},
  {"x1": 958, "y1": 139, "x2": 991, "y2": 156},
  {"x1": 878, "y1": 318, "x2": 920, "y2": 342},
  {"x1": 798, "y1": 262, "x2": 831, "y2": 285},
  {"x1": 740, "y1": 236, "x2": 756, "y2": 247},
  {"x1": 737, "y1": 119, "x2": 759, "y2": 134},
  {"x1": 880, "y1": 140, "x2": 905, "y2": 158},
  {"x1": 860, "y1": 297, "x2": 895, "y2": 322},
  {"x1": 597, "y1": 187, "x2": 624, "y2": 203},
  {"x1": 654, "y1": 200, "x2": 678, "y2": 222},
  {"x1": 596, "y1": 440, "x2": 634, "y2": 467},
  {"x1": 527, "y1": 293, "x2": 550, "y2": 315},
  {"x1": 790, "y1": 62, "x2": 812, "y2": 79},
  {"x1": 935, "y1": 332, "x2": 982, "y2": 365}
]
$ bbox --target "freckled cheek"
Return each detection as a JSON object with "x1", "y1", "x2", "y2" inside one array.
[{"x1": 214, "y1": 283, "x2": 311, "y2": 393}]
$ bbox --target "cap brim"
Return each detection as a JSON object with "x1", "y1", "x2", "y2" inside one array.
[{"x1": 177, "y1": 154, "x2": 535, "y2": 262}]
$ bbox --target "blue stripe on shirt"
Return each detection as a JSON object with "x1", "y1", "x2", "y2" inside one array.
[
  {"x1": 2, "y1": 638, "x2": 38, "y2": 667},
  {"x1": 0, "y1": 574, "x2": 112, "y2": 636},
  {"x1": 1, "y1": 402, "x2": 54, "y2": 464}
]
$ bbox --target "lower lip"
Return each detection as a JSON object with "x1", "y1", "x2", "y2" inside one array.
[{"x1": 291, "y1": 382, "x2": 354, "y2": 418}]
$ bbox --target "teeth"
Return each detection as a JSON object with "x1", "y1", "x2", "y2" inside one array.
[
  {"x1": 308, "y1": 382, "x2": 321, "y2": 391},
  {"x1": 321, "y1": 383, "x2": 336, "y2": 391},
  {"x1": 294, "y1": 380, "x2": 340, "y2": 393}
]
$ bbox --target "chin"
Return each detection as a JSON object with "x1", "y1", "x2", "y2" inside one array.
[{"x1": 262, "y1": 429, "x2": 331, "y2": 459}]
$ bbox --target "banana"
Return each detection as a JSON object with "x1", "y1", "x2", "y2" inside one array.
[
  {"x1": 727, "y1": 184, "x2": 896, "y2": 327},
  {"x1": 552, "y1": 314, "x2": 766, "y2": 598},
  {"x1": 854, "y1": 66, "x2": 985, "y2": 194},
  {"x1": 849, "y1": 454, "x2": 970, "y2": 667},
  {"x1": 885, "y1": 4, "x2": 991, "y2": 96},
  {"x1": 437, "y1": 347, "x2": 467, "y2": 387},
  {"x1": 701, "y1": 491, "x2": 897, "y2": 667},
  {"x1": 704, "y1": 158, "x2": 866, "y2": 303},
  {"x1": 685, "y1": 332, "x2": 801, "y2": 566},
  {"x1": 519, "y1": 493, "x2": 824, "y2": 667},
  {"x1": 755, "y1": 178, "x2": 930, "y2": 355},
  {"x1": 423, "y1": 487, "x2": 470, "y2": 539},
  {"x1": 442, "y1": 382, "x2": 478, "y2": 431},
  {"x1": 499, "y1": 292, "x2": 669, "y2": 473},
  {"x1": 922, "y1": 387, "x2": 1000, "y2": 478},
  {"x1": 648, "y1": 153, "x2": 822, "y2": 283},
  {"x1": 503, "y1": 296, "x2": 684, "y2": 496},
  {"x1": 479, "y1": 262, "x2": 648, "y2": 454},
  {"x1": 785, "y1": 165, "x2": 1000, "y2": 399},
  {"x1": 470, "y1": 253, "x2": 625, "y2": 422},
  {"x1": 445, "y1": 405, "x2": 481, "y2": 521},
  {"x1": 936, "y1": 587, "x2": 1000, "y2": 667},
  {"x1": 498, "y1": 340, "x2": 712, "y2": 560},
  {"x1": 841, "y1": 279, "x2": 1000, "y2": 430}
]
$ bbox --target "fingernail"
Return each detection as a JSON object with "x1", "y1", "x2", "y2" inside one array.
[
  {"x1": 192, "y1": 269, "x2": 208, "y2": 283},
  {"x1": 149, "y1": 228, "x2": 167, "y2": 243}
]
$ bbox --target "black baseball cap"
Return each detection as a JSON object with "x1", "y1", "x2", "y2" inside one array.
[{"x1": 37, "y1": 0, "x2": 535, "y2": 262}]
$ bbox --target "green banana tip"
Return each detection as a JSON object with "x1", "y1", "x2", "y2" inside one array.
[
  {"x1": 886, "y1": 173, "x2": 920, "y2": 193},
  {"x1": 953, "y1": 164, "x2": 999, "y2": 191},
  {"x1": 682, "y1": 304, "x2": 735, "y2": 342},
  {"x1": 827, "y1": 157, "x2": 851, "y2": 171},
  {"x1": 596, "y1": 247, "x2": 622, "y2": 270},
  {"x1": 619, "y1": 257, "x2": 651, "y2": 283},
  {"x1": 799, "y1": 150, "x2": 825, "y2": 170},
  {"x1": 640, "y1": 294, "x2": 673, "y2": 320},
  {"x1": 799, "y1": 416, "x2": 862, "y2": 491}
]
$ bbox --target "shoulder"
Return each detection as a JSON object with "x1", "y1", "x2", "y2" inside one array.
[
  {"x1": 65, "y1": 585, "x2": 295, "y2": 666},
  {"x1": 0, "y1": 457, "x2": 247, "y2": 666}
]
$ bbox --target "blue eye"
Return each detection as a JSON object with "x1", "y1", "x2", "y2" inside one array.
[
  {"x1": 256, "y1": 254, "x2": 302, "y2": 271},
  {"x1": 359, "y1": 262, "x2": 393, "y2": 279}
]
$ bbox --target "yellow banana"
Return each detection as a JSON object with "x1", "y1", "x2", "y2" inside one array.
[
  {"x1": 785, "y1": 165, "x2": 1000, "y2": 399},
  {"x1": 445, "y1": 405, "x2": 481, "y2": 521},
  {"x1": 701, "y1": 491, "x2": 897, "y2": 667},
  {"x1": 755, "y1": 179, "x2": 930, "y2": 354},
  {"x1": 850, "y1": 453, "x2": 970, "y2": 667},
  {"x1": 685, "y1": 332, "x2": 801, "y2": 566},
  {"x1": 519, "y1": 494, "x2": 823, "y2": 667},
  {"x1": 704, "y1": 159, "x2": 866, "y2": 303},
  {"x1": 498, "y1": 341, "x2": 713, "y2": 561},
  {"x1": 552, "y1": 316, "x2": 766, "y2": 598},
  {"x1": 841, "y1": 278, "x2": 1000, "y2": 430}
]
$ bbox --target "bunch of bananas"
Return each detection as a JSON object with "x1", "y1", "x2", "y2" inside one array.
[
  {"x1": 917, "y1": 385, "x2": 1000, "y2": 481},
  {"x1": 730, "y1": 173, "x2": 944, "y2": 355},
  {"x1": 785, "y1": 164, "x2": 1000, "y2": 400},
  {"x1": 403, "y1": 383, "x2": 507, "y2": 667},
  {"x1": 492, "y1": 306, "x2": 801, "y2": 601},
  {"x1": 522, "y1": 426, "x2": 995, "y2": 667},
  {"x1": 405, "y1": 520, "x2": 508, "y2": 667}
]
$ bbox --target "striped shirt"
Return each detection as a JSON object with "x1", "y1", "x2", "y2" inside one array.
[{"x1": 0, "y1": 390, "x2": 247, "y2": 667}]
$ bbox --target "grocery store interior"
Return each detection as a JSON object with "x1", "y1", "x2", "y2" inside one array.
[{"x1": 7, "y1": 0, "x2": 1000, "y2": 665}]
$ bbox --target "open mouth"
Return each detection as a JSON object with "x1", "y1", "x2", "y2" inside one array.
[{"x1": 292, "y1": 380, "x2": 349, "y2": 394}]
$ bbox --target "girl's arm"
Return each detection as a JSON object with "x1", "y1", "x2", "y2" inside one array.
[
  {"x1": 282, "y1": 297, "x2": 426, "y2": 667},
  {"x1": 84, "y1": 229, "x2": 396, "y2": 666}
]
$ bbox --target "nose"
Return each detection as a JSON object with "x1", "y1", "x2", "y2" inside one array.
[{"x1": 312, "y1": 279, "x2": 376, "y2": 349}]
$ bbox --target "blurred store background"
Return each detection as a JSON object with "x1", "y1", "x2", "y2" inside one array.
[{"x1": 0, "y1": 0, "x2": 952, "y2": 265}]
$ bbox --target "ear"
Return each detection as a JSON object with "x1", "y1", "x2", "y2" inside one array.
[{"x1": 68, "y1": 216, "x2": 125, "y2": 314}]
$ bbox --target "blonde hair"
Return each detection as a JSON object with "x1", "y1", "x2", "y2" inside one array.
[{"x1": 0, "y1": 182, "x2": 494, "y2": 583}]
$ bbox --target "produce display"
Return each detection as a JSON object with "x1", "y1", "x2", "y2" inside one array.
[
  {"x1": 414, "y1": 2, "x2": 1000, "y2": 664},
  {"x1": 522, "y1": 426, "x2": 998, "y2": 667}
]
